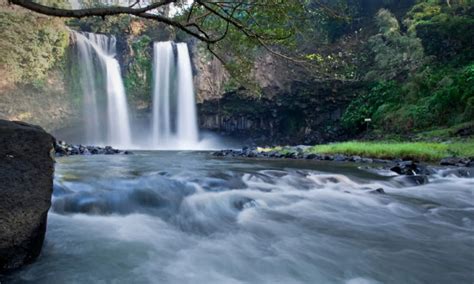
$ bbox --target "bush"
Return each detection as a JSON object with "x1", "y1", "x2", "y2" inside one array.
[{"x1": 0, "y1": 9, "x2": 69, "y2": 85}]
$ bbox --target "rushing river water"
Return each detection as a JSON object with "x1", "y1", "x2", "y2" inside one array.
[{"x1": 5, "y1": 152, "x2": 474, "y2": 284}]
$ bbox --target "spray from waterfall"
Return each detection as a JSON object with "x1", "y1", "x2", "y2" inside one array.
[
  {"x1": 151, "y1": 41, "x2": 199, "y2": 149},
  {"x1": 73, "y1": 31, "x2": 132, "y2": 148}
]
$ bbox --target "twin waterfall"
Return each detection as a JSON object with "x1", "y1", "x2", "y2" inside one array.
[{"x1": 73, "y1": 32, "x2": 198, "y2": 149}]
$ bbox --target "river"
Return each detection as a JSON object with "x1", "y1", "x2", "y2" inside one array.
[{"x1": 6, "y1": 152, "x2": 474, "y2": 283}]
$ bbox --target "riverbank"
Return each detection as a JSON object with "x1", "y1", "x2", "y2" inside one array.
[
  {"x1": 213, "y1": 140, "x2": 474, "y2": 168},
  {"x1": 54, "y1": 141, "x2": 132, "y2": 156}
]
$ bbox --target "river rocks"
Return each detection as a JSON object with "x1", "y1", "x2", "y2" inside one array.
[
  {"x1": 440, "y1": 157, "x2": 472, "y2": 167},
  {"x1": 213, "y1": 146, "x2": 383, "y2": 164},
  {"x1": 213, "y1": 147, "x2": 472, "y2": 179},
  {"x1": 0, "y1": 120, "x2": 55, "y2": 273},
  {"x1": 54, "y1": 141, "x2": 132, "y2": 157}
]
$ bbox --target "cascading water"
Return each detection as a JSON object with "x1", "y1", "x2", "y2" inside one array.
[
  {"x1": 151, "y1": 41, "x2": 199, "y2": 149},
  {"x1": 176, "y1": 43, "x2": 199, "y2": 146},
  {"x1": 73, "y1": 31, "x2": 132, "y2": 148}
]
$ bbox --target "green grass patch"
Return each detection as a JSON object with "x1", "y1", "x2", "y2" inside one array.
[
  {"x1": 304, "y1": 141, "x2": 474, "y2": 161},
  {"x1": 414, "y1": 122, "x2": 474, "y2": 140}
]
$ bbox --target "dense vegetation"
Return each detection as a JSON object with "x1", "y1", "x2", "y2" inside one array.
[
  {"x1": 341, "y1": 1, "x2": 474, "y2": 136},
  {"x1": 0, "y1": 4, "x2": 69, "y2": 87}
]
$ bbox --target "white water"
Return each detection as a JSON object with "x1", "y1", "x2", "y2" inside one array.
[
  {"x1": 6, "y1": 153, "x2": 474, "y2": 283},
  {"x1": 151, "y1": 41, "x2": 199, "y2": 149},
  {"x1": 176, "y1": 43, "x2": 199, "y2": 147},
  {"x1": 73, "y1": 31, "x2": 132, "y2": 148}
]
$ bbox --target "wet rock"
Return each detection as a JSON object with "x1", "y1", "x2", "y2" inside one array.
[
  {"x1": 0, "y1": 120, "x2": 55, "y2": 273},
  {"x1": 390, "y1": 161, "x2": 428, "y2": 176},
  {"x1": 322, "y1": 154, "x2": 334, "y2": 161},
  {"x1": 394, "y1": 175, "x2": 430, "y2": 186},
  {"x1": 54, "y1": 141, "x2": 130, "y2": 157},
  {"x1": 439, "y1": 168, "x2": 472, "y2": 178},
  {"x1": 440, "y1": 157, "x2": 470, "y2": 167},
  {"x1": 233, "y1": 197, "x2": 256, "y2": 210},
  {"x1": 350, "y1": 155, "x2": 362, "y2": 162},
  {"x1": 369, "y1": 188, "x2": 386, "y2": 194},
  {"x1": 305, "y1": 153, "x2": 319, "y2": 160},
  {"x1": 373, "y1": 158, "x2": 390, "y2": 164},
  {"x1": 334, "y1": 154, "x2": 347, "y2": 162}
]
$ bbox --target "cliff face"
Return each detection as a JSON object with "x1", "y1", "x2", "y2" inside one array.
[
  {"x1": 199, "y1": 80, "x2": 363, "y2": 145},
  {"x1": 0, "y1": 69, "x2": 78, "y2": 133},
  {"x1": 0, "y1": 120, "x2": 55, "y2": 273}
]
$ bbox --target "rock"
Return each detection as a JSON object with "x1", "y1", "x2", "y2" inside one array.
[
  {"x1": 394, "y1": 175, "x2": 430, "y2": 186},
  {"x1": 467, "y1": 159, "x2": 474, "y2": 167},
  {"x1": 350, "y1": 156, "x2": 362, "y2": 162},
  {"x1": 233, "y1": 197, "x2": 256, "y2": 210},
  {"x1": 439, "y1": 168, "x2": 472, "y2": 178},
  {"x1": 390, "y1": 161, "x2": 429, "y2": 175},
  {"x1": 322, "y1": 154, "x2": 334, "y2": 161},
  {"x1": 440, "y1": 157, "x2": 469, "y2": 167},
  {"x1": 55, "y1": 142, "x2": 129, "y2": 156},
  {"x1": 0, "y1": 120, "x2": 55, "y2": 273},
  {"x1": 334, "y1": 154, "x2": 347, "y2": 162},
  {"x1": 369, "y1": 188, "x2": 386, "y2": 194},
  {"x1": 305, "y1": 153, "x2": 318, "y2": 159}
]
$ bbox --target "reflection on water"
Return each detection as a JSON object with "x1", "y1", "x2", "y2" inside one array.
[{"x1": 6, "y1": 152, "x2": 474, "y2": 284}]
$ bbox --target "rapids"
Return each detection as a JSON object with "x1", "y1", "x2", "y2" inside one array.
[{"x1": 5, "y1": 152, "x2": 474, "y2": 283}]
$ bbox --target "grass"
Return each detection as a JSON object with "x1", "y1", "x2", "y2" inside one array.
[
  {"x1": 307, "y1": 141, "x2": 474, "y2": 161},
  {"x1": 263, "y1": 140, "x2": 474, "y2": 162},
  {"x1": 414, "y1": 122, "x2": 474, "y2": 140}
]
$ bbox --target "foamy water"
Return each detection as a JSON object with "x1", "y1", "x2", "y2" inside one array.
[{"x1": 5, "y1": 152, "x2": 474, "y2": 283}]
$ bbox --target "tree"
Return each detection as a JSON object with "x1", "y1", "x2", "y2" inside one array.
[{"x1": 8, "y1": 0, "x2": 305, "y2": 52}]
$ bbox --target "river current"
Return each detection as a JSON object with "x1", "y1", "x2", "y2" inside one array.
[{"x1": 6, "y1": 152, "x2": 474, "y2": 283}]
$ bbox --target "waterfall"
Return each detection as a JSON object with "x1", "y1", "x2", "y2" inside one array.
[
  {"x1": 176, "y1": 43, "x2": 199, "y2": 145},
  {"x1": 73, "y1": 31, "x2": 132, "y2": 148},
  {"x1": 151, "y1": 42, "x2": 174, "y2": 145},
  {"x1": 151, "y1": 41, "x2": 199, "y2": 149}
]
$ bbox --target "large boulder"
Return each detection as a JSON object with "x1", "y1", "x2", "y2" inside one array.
[{"x1": 0, "y1": 120, "x2": 55, "y2": 273}]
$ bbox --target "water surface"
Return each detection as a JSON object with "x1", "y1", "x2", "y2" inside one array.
[{"x1": 6, "y1": 152, "x2": 474, "y2": 284}]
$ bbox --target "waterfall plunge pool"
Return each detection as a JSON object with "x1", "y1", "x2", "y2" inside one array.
[{"x1": 5, "y1": 152, "x2": 474, "y2": 283}]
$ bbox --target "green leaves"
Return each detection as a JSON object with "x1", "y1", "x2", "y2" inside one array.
[{"x1": 0, "y1": 9, "x2": 69, "y2": 86}]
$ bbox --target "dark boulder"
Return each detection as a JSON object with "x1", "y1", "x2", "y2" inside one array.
[
  {"x1": 369, "y1": 188, "x2": 386, "y2": 194},
  {"x1": 440, "y1": 157, "x2": 470, "y2": 167},
  {"x1": 390, "y1": 161, "x2": 430, "y2": 176},
  {"x1": 0, "y1": 120, "x2": 55, "y2": 273}
]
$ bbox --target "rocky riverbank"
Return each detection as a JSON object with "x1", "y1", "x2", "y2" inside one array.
[
  {"x1": 213, "y1": 146, "x2": 474, "y2": 178},
  {"x1": 54, "y1": 141, "x2": 132, "y2": 157}
]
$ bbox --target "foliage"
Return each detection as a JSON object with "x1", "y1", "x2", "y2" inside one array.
[
  {"x1": 342, "y1": 62, "x2": 474, "y2": 134},
  {"x1": 124, "y1": 35, "x2": 153, "y2": 104},
  {"x1": 365, "y1": 9, "x2": 426, "y2": 81},
  {"x1": 68, "y1": 14, "x2": 133, "y2": 35},
  {"x1": 404, "y1": 0, "x2": 474, "y2": 61},
  {"x1": 174, "y1": 1, "x2": 307, "y2": 92},
  {"x1": 341, "y1": 81, "x2": 400, "y2": 132},
  {"x1": 0, "y1": 8, "x2": 69, "y2": 85}
]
